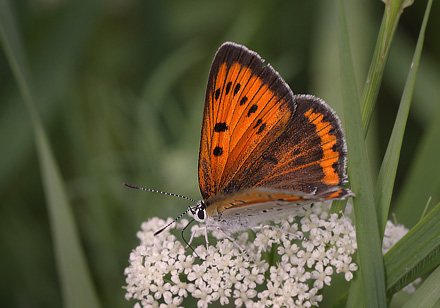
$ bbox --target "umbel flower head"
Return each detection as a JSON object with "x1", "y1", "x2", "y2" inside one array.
[{"x1": 124, "y1": 201, "x2": 358, "y2": 308}]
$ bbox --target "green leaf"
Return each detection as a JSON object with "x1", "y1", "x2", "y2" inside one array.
[
  {"x1": 336, "y1": 0, "x2": 386, "y2": 307},
  {"x1": 332, "y1": 202, "x2": 440, "y2": 307},
  {"x1": 361, "y1": 0, "x2": 414, "y2": 133},
  {"x1": 401, "y1": 264, "x2": 440, "y2": 308},
  {"x1": 0, "y1": 2, "x2": 101, "y2": 308},
  {"x1": 384, "y1": 202, "x2": 440, "y2": 295},
  {"x1": 375, "y1": 0, "x2": 434, "y2": 236}
]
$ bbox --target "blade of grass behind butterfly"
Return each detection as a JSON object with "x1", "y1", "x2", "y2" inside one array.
[
  {"x1": 360, "y1": 0, "x2": 414, "y2": 133},
  {"x1": 0, "y1": 3, "x2": 101, "y2": 308},
  {"x1": 0, "y1": 0, "x2": 99, "y2": 190},
  {"x1": 336, "y1": 0, "x2": 386, "y2": 307},
  {"x1": 375, "y1": 0, "x2": 433, "y2": 237}
]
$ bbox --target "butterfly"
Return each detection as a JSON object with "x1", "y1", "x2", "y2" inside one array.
[{"x1": 125, "y1": 42, "x2": 353, "y2": 253}]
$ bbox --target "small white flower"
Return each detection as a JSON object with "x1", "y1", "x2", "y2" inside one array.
[
  {"x1": 192, "y1": 283, "x2": 213, "y2": 308},
  {"x1": 311, "y1": 262, "x2": 333, "y2": 288},
  {"x1": 170, "y1": 275, "x2": 189, "y2": 297},
  {"x1": 233, "y1": 282, "x2": 257, "y2": 307},
  {"x1": 254, "y1": 229, "x2": 276, "y2": 251},
  {"x1": 211, "y1": 281, "x2": 231, "y2": 305}
]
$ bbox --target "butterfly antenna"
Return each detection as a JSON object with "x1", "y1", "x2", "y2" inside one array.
[
  {"x1": 123, "y1": 183, "x2": 198, "y2": 236},
  {"x1": 123, "y1": 183, "x2": 198, "y2": 203},
  {"x1": 153, "y1": 207, "x2": 193, "y2": 236}
]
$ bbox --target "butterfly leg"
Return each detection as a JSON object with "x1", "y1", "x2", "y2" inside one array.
[
  {"x1": 204, "y1": 228, "x2": 210, "y2": 250},
  {"x1": 186, "y1": 226, "x2": 202, "y2": 248},
  {"x1": 216, "y1": 228, "x2": 250, "y2": 258},
  {"x1": 252, "y1": 225, "x2": 308, "y2": 241},
  {"x1": 185, "y1": 225, "x2": 211, "y2": 249}
]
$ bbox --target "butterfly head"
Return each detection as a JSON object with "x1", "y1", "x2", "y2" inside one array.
[
  {"x1": 122, "y1": 183, "x2": 207, "y2": 234},
  {"x1": 189, "y1": 200, "x2": 208, "y2": 223}
]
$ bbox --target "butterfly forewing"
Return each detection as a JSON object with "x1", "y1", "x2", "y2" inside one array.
[{"x1": 199, "y1": 42, "x2": 296, "y2": 201}]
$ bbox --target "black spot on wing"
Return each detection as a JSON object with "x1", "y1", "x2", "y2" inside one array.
[
  {"x1": 225, "y1": 82, "x2": 232, "y2": 95},
  {"x1": 234, "y1": 83, "x2": 241, "y2": 95},
  {"x1": 214, "y1": 122, "x2": 228, "y2": 132},
  {"x1": 213, "y1": 146, "x2": 223, "y2": 156},
  {"x1": 256, "y1": 123, "x2": 266, "y2": 134},
  {"x1": 253, "y1": 119, "x2": 262, "y2": 129},
  {"x1": 247, "y1": 104, "x2": 258, "y2": 116}
]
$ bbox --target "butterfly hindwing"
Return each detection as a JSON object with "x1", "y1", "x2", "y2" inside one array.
[
  {"x1": 199, "y1": 42, "x2": 296, "y2": 201},
  {"x1": 205, "y1": 188, "x2": 317, "y2": 220},
  {"x1": 233, "y1": 94, "x2": 349, "y2": 197}
]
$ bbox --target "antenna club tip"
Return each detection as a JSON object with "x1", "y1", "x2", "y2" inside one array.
[{"x1": 123, "y1": 183, "x2": 139, "y2": 190}]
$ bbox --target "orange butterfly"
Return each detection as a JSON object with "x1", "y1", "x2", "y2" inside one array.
[{"x1": 126, "y1": 42, "x2": 353, "y2": 252}]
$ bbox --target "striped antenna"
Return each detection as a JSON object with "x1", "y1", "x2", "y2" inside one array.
[
  {"x1": 153, "y1": 207, "x2": 194, "y2": 236},
  {"x1": 123, "y1": 183, "x2": 198, "y2": 203},
  {"x1": 123, "y1": 183, "x2": 198, "y2": 235}
]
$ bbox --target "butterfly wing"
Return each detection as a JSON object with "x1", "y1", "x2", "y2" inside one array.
[
  {"x1": 204, "y1": 188, "x2": 320, "y2": 230},
  {"x1": 235, "y1": 94, "x2": 350, "y2": 197},
  {"x1": 199, "y1": 42, "x2": 296, "y2": 201},
  {"x1": 199, "y1": 42, "x2": 352, "y2": 206}
]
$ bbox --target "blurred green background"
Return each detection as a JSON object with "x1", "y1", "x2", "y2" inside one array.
[{"x1": 1, "y1": 0, "x2": 439, "y2": 307}]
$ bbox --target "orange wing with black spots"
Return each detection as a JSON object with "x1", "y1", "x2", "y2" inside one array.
[
  {"x1": 199, "y1": 42, "x2": 295, "y2": 201},
  {"x1": 238, "y1": 95, "x2": 350, "y2": 198},
  {"x1": 198, "y1": 42, "x2": 351, "y2": 204}
]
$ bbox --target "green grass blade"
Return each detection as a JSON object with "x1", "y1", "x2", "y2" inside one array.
[
  {"x1": 33, "y1": 118, "x2": 102, "y2": 308},
  {"x1": 332, "y1": 204, "x2": 440, "y2": 306},
  {"x1": 0, "y1": 2, "x2": 101, "y2": 308},
  {"x1": 375, "y1": 0, "x2": 433, "y2": 236},
  {"x1": 0, "y1": 0, "x2": 99, "y2": 189},
  {"x1": 336, "y1": 0, "x2": 386, "y2": 306},
  {"x1": 401, "y1": 264, "x2": 440, "y2": 308},
  {"x1": 361, "y1": 0, "x2": 413, "y2": 133},
  {"x1": 384, "y1": 202, "x2": 440, "y2": 295}
]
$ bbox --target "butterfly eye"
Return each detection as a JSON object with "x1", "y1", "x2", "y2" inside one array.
[
  {"x1": 191, "y1": 201, "x2": 207, "y2": 222},
  {"x1": 197, "y1": 208, "x2": 206, "y2": 221}
]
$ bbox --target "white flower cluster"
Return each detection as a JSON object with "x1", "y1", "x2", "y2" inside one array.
[
  {"x1": 382, "y1": 220, "x2": 410, "y2": 254},
  {"x1": 124, "y1": 202, "x2": 358, "y2": 307}
]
